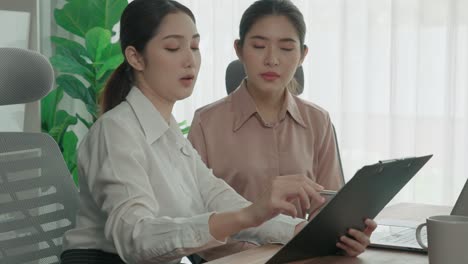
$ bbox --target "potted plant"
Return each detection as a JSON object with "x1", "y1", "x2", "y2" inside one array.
[{"x1": 41, "y1": 0, "x2": 128, "y2": 185}]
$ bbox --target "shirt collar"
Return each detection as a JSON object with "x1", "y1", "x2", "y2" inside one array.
[
  {"x1": 126, "y1": 87, "x2": 181, "y2": 144},
  {"x1": 231, "y1": 80, "x2": 258, "y2": 132},
  {"x1": 283, "y1": 88, "x2": 307, "y2": 128},
  {"x1": 231, "y1": 79, "x2": 307, "y2": 132}
]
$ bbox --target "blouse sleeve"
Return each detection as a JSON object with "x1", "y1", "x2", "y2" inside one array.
[
  {"x1": 315, "y1": 113, "x2": 344, "y2": 190},
  {"x1": 190, "y1": 139, "x2": 304, "y2": 246},
  {"x1": 78, "y1": 117, "x2": 226, "y2": 263},
  {"x1": 188, "y1": 110, "x2": 209, "y2": 165}
]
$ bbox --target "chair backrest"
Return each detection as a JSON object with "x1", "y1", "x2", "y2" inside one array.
[
  {"x1": 225, "y1": 59, "x2": 304, "y2": 95},
  {"x1": 0, "y1": 47, "x2": 79, "y2": 264},
  {"x1": 0, "y1": 48, "x2": 54, "y2": 105},
  {"x1": 331, "y1": 124, "x2": 345, "y2": 186},
  {"x1": 225, "y1": 59, "x2": 345, "y2": 186}
]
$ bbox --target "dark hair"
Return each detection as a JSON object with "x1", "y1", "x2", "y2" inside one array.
[
  {"x1": 238, "y1": 0, "x2": 306, "y2": 50},
  {"x1": 101, "y1": 0, "x2": 195, "y2": 114}
]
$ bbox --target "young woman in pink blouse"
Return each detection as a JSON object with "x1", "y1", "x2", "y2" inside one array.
[{"x1": 189, "y1": 0, "x2": 377, "y2": 261}]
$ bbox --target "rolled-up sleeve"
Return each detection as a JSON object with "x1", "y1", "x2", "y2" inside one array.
[
  {"x1": 79, "y1": 118, "x2": 225, "y2": 263},
  {"x1": 191, "y1": 143, "x2": 304, "y2": 246}
]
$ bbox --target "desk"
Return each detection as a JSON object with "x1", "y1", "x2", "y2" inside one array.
[{"x1": 205, "y1": 203, "x2": 451, "y2": 264}]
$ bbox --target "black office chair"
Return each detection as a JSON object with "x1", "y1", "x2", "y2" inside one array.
[{"x1": 225, "y1": 59, "x2": 345, "y2": 186}]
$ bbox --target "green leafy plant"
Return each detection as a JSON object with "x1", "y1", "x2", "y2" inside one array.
[
  {"x1": 41, "y1": 0, "x2": 127, "y2": 185},
  {"x1": 179, "y1": 121, "x2": 191, "y2": 136}
]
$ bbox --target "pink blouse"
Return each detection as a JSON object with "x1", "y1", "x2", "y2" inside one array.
[{"x1": 189, "y1": 80, "x2": 343, "y2": 219}]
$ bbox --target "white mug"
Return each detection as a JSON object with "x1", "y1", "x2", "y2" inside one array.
[{"x1": 416, "y1": 215, "x2": 468, "y2": 264}]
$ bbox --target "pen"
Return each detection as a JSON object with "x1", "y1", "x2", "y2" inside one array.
[{"x1": 320, "y1": 190, "x2": 337, "y2": 196}]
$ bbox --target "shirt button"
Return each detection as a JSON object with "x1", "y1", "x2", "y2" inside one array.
[{"x1": 180, "y1": 145, "x2": 191, "y2": 156}]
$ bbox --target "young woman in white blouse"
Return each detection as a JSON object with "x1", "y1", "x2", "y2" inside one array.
[{"x1": 60, "y1": 0, "x2": 376, "y2": 263}]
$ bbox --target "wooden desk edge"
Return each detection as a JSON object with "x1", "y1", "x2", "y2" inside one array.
[{"x1": 205, "y1": 203, "x2": 451, "y2": 264}]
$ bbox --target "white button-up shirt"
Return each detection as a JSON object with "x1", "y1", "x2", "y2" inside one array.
[{"x1": 63, "y1": 87, "x2": 302, "y2": 264}]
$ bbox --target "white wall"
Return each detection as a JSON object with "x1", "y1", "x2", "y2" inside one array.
[{"x1": 0, "y1": 0, "x2": 40, "y2": 132}]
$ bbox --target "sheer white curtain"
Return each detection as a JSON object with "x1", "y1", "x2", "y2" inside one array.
[
  {"x1": 48, "y1": 0, "x2": 465, "y2": 206},
  {"x1": 176, "y1": 0, "x2": 468, "y2": 206}
]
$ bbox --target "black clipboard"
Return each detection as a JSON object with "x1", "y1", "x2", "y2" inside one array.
[{"x1": 266, "y1": 155, "x2": 433, "y2": 264}]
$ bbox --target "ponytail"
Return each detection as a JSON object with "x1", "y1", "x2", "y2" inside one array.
[
  {"x1": 287, "y1": 78, "x2": 303, "y2": 96},
  {"x1": 100, "y1": 61, "x2": 133, "y2": 115}
]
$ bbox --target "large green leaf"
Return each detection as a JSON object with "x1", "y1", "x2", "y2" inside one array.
[
  {"x1": 54, "y1": 0, "x2": 127, "y2": 37},
  {"x1": 96, "y1": 41, "x2": 123, "y2": 79},
  {"x1": 95, "y1": 70, "x2": 113, "y2": 97},
  {"x1": 76, "y1": 113, "x2": 93, "y2": 129},
  {"x1": 54, "y1": 109, "x2": 71, "y2": 126},
  {"x1": 96, "y1": 53, "x2": 124, "y2": 79},
  {"x1": 51, "y1": 37, "x2": 94, "y2": 73},
  {"x1": 62, "y1": 131, "x2": 79, "y2": 186},
  {"x1": 179, "y1": 121, "x2": 191, "y2": 135},
  {"x1": 41, "y1": 88, "x2": 64, "y2": 132},
  {"x1": 101, "y1": 42, "x2": 122, "y2": 59},
  {"x1": 56, "y1": 75, "x2": 98, "y2": 117},
  {"x1": 50, "y1": 55, "x2": 94, "y2": 82},
  {"x1": 85, "y1": 27, "x2": 111, "y2": 62},
  {"x1": 55, "y1": 47, "x2": 94, "y2": 76},
  {"x1": 51, "y1": 36, "x2": 89, "y2": 62},
  {"x1": 100, "y1": 0, "x2": 128, "y2": 32},
  {"x1": 62, "y1": 131, "x2": 77, "y2": 163},
  {"x1": 49, "y1": 110, "x2": 78, "y2": 145}
]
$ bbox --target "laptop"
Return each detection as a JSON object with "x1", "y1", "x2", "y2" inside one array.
[{"x1": 370, "y1": 178, "x2": 468, "y2": 252}]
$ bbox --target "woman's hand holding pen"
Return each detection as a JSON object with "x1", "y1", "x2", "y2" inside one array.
[
  {"x1": 242, "y1": 174, "x2": 326, "y2": 227},
  {"x1": 209, "y1": 174, "x2": 378, "y2": 257},
  {"x1": 209, "y1": 174, "x2": 324, "y2": 241}
]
